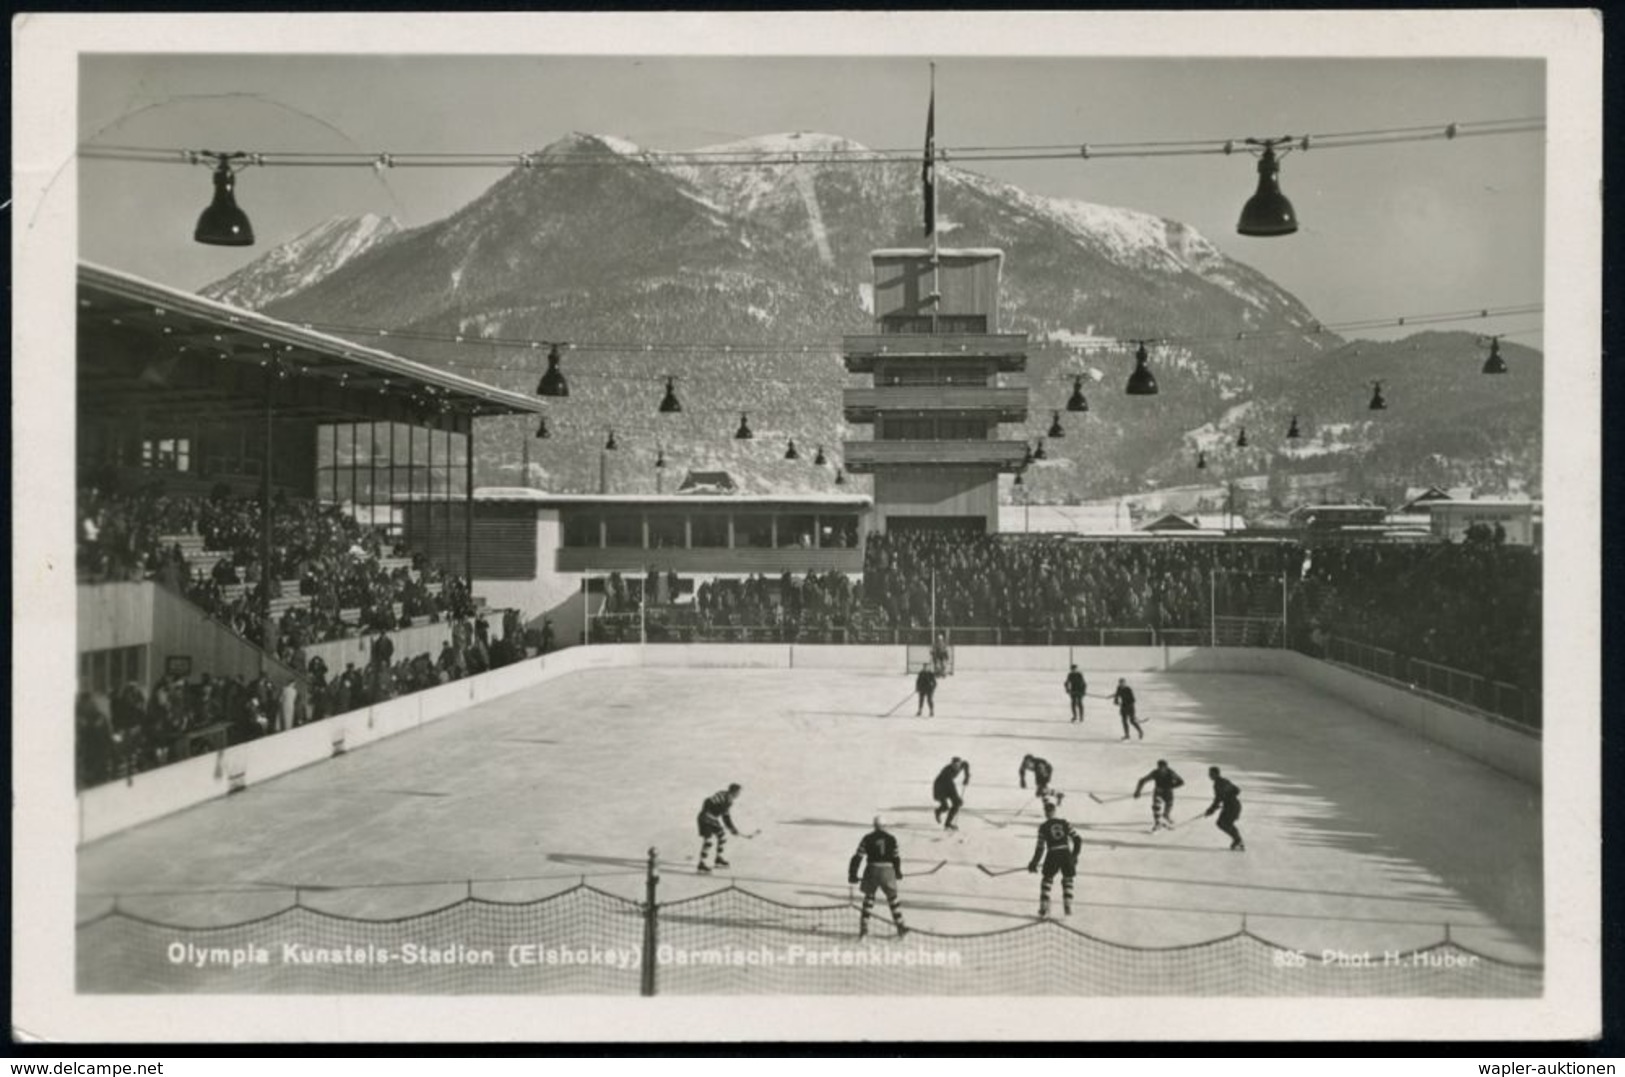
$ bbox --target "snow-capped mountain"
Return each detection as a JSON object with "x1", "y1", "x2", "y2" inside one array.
[
  {"x1": 218, "y1": 132, "x2": 1539, "y2": 500},
  {"x1": 200, "y1": 213, "x2": 403, "y2": 310}
]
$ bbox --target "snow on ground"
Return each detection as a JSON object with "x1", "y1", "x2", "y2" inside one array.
[{"x1": 79, "y1": 664, "x2": 1540, "y2": 970}]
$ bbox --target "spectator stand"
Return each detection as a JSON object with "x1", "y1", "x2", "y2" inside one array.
[{"x1": 75, "y1": 262, "x2": 546, "y2": 788}]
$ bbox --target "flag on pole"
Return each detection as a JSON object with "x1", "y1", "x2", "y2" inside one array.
[{"x1": 922, "y1": 77, "x2": 936, "y2": 237}]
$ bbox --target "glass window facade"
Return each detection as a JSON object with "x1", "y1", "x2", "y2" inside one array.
[
  {"x1": 647, "y1": 514, "x2": 686, "y2": 549},
  {"x1": 604, "y1": 515, "x2": 642, "y2": 547},
  {"x1": 821, "y1": 516, "x2": 859, "y2": 549},
  {"x1": 777, "y1": 514, "x2": 816, "y2": 548},
  {"x1": 691, "y1": 514, "x2": 729, "y2": 548},
  {"x1": 734, "y1": 514, "x2": 775, "y2": 548},
  {"x1": 562, "y1": 513, "x2": 600, "y2": 548}
]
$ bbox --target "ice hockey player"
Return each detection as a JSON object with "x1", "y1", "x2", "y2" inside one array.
[
  {"x1": 848, "y1": 815, "x2": 908, "y2": 939},
  {"x1": 1064, "y1": 664, "x2": 1088, "y2": 722},
  {"x1": 1204, "y1": 766, "x2": 1246, "y2": 851},
  {"x1": 1111, "y1": 677, "x2": 1145, "y2": 740},
  {"x1": 696, "y1": 783, "x2": 743, "y2": 873},
  {"x1": 1018, "y1": 753, "x2": 1060, "y2": 802},
  {"x1": 931, "y1": 634, "x2": 951, "y2": 678},
  {"x1": 1027, "y1": 800, "x2": 1084, "y2": 918},
  {"x1": 1133, "y1": 759, "x2": 1185, "y2": 832},
  {"x1": 933, "y1": 756, "x2": 971, "y2": 830},
  {"x1": 915, "y1": 662, "x2": 938, "y2": 717}
]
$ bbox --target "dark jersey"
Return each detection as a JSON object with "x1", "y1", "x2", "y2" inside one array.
[
  {"x1": 848, "y1": 829, "x2": 903, "y2": 879},
  {"x1": 1137, "y1": 767, "x2": 1184, "y2": 797},
  {"x1": 1112, "y1": 685, "x2": 1136, "y2": 706},
  {"x1": 936, "y1": 760, "x2": 970, "y2": 789},
  {"x1": 700, "y1": 789, "x2": 738, "y2": 832},
  {"x1": 1021, "y1": 757, "x2": 1053, "y2": 788},
  {"x1": 1065, "y1": 671, "x2": 1087, "y2": 696},
  {"x1": 1209, "y1": 777, "x2": 1241, "y2": 811},
  {"x1": 916, "y1": 669, "x2": 938, "y2": 694},
  {"x1": 1034, "y1": 817, "x2": 1083, "y2": 856}
]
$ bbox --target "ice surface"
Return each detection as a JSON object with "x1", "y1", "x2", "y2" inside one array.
[{"x1": 79, "y1": 666, "x2": 1540, "y2": 964}]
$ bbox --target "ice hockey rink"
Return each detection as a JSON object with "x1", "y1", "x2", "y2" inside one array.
[{"x1": 77, "y1": 661, "x2": 1542, "y2": 976}]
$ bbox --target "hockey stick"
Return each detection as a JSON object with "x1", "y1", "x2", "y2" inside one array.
[
  {"x1": 739, "y1": 828, "x2": 763, "y2": 840},
  {"x1": 1088, "y1": 792, "x2": 1133, "y2": 805},
  {"x1": 976, "y1": 864, "x2": 1027, "y2": 878},
  {"x1": 910, "y1": 860, "x2": 948, "y2": 877},
  {"x1": 881, "y1": 690, "x2": 918, "y2": 718}
]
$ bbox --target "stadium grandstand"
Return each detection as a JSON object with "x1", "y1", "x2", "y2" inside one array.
[{"x1": 74, "y1": 263, "x2": 546, "y2": 788}]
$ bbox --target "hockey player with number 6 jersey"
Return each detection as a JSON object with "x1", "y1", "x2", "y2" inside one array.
[{"x1": 1028, "y1": 800, "x2": 1084, "y2": 918}]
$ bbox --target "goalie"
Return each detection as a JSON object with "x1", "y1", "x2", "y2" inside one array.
[{"x1": 847, "y1": 816, "x2": 908, "y2": 939}]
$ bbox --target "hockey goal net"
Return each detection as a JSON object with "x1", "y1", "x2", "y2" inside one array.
[{"x1": 906, "y1": 640, "x2": 955, "y2": 676}]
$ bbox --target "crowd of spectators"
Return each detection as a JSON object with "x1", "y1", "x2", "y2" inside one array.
[
  {"x1": 78, "y1": 483, "x2": 476, "y2": 665},
  {"x1": 591, "y1": 570, "x2": 864, "y2": 641},
  {"x1": 75, "y1": 610, "x2": 533, "y2": 790},
  {"x1": 586, "y1": 530, "x2": 1539, "y2": 696},
  {"x1": 1290, "y1": 523, "x2": 1541, "y2": 695},
  {"x1": 862, "y1": 531, "x2": 1297, "y2": 633}
]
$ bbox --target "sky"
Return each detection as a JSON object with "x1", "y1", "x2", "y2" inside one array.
[{"x1": 76, "y1": 47, "x2": 1545, "y2": 345}]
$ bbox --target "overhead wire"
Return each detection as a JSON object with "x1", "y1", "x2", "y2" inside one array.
[{"x1": 77, "y1": 115, "x2": 1544, "y2": 169}]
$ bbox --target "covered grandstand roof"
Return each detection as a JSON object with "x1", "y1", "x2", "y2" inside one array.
[{"x1": 77, "y1": 262, "x2": 544, "y2": 424}]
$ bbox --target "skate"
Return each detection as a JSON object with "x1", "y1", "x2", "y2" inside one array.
[
  {"x1": 697, "y1": 862, "x2": 712, "y2": 874},
  {"x1": 933, "y1": 806, "x2": 943, "y2": 823},
  {"x1": 858, "y1": 922, "x2": 869, "y2": 939},
  {"x1": 1064, "y1": 904, "x2": 1073, "y2": 917},
  {"x1": 895, "y1": 923, "x2": 909, "y2": 940},
  {"x1": 1231, "y1": 841, "x2": 1246, "y2": 852},
  {"x1": 714, "y1": 857, "x2": 730, "y2": 868}
]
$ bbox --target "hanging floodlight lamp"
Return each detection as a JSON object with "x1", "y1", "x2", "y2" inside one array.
[
  {"x1": 1066, "y1": 376, "x2": 1090, "y2": 413},
  {"x1": 1286, "y1": 415, "x2": 1302, "y2": 440},
  {"x1": 1236, "y1": 138, "x2": 1299, "y2": 237},
  {"x1": 1196, "y1": 450, "x2": 1208, "y2": 470},
  {"x1": 1368, "y1": 382, "x2": 1388, "y2": 411},
  {"x1": 1033, "y1": 438, "x2": 1048, "y2": 461},
  {"x1": 1022, "y1": 443, "x2": 1035, "y2": 467},
  {"x1": 1014, "y1": 471, "x2": 1024, "y2": 487},
  {"x1": 1047, "y1": 411, "x2": 1065, "y2": 438},
  {"x1": 1236, "y1": 427, "x2": 1249, "y2": 448},
  {"x1": 1125, "y1": 342, "x2": 1159, "y2": 396},
  {"x1": 537, "y1": 344, "x2": 569, "y2": 397},
  {"x1": 534, "y1": 417, "x2": 550, "y2": 439},
  {"x1": 193, "y1": 152, "x2": 256, "y2": 246},
  {"x1": 656, "y1": 448, "x2": 667, "y2": 469},
  {"x1": 814, "y1": 445, "x2": 827, "y2": 466},
  {"x1": 1481, "y1": 338, "x2": 1508, "y2": 375},
  {"x1": 784, "y1": 439, "x2": 800, "y2": 461},
  {"x1": 834, "y1": 469, "x2": 846, "y2": 486},
  {"x1": 658, "y1": 377, "x2": 683, "y2": 414},
  {"x1": 735, "y1": 413, "x2": 754, "y2": 440},
  {"x1": 605, "y1": 430, "x2": 618, "y2": 451}
]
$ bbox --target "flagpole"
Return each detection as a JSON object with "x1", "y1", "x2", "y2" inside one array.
[{"x1": 928, "y1": 62, "x2": 940, "y2": 328}]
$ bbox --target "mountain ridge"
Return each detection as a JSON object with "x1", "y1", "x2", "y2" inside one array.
[{"x1": 203, "y1": 131, "x2": 1539, "y2": 501}]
